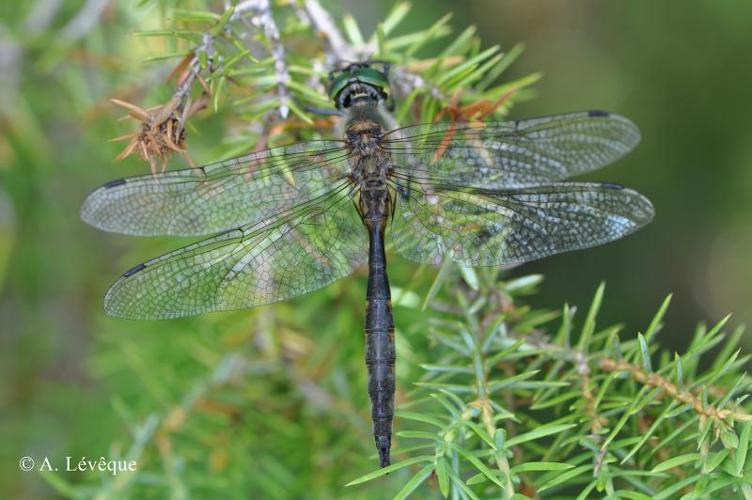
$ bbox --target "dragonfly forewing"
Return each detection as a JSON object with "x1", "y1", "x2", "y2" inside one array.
[
  {"x1": 384, "y1": 111, "x2": 641, "y2": 188},
  {"x1": 104, "y1": 181, "x2": 367, "y2": 319},
  {"x1": 81, "y1": 141, "x2": 352, "y2": 236}
]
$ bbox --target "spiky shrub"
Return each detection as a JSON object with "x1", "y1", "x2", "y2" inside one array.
[{"x1": 41, "y1": 1, "x2": 749, "y2": 498}]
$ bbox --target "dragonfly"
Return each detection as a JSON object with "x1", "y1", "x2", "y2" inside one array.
[{"x1": 81, "y1": 61, "x2": 654, "y2": 467}]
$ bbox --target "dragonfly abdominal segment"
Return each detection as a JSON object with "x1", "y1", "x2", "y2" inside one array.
[{"x1": 82, "y1": 61, "x2": 654, "y2": 467}]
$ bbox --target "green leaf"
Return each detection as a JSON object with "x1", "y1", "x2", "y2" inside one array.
[
  {"x1": 704, "y1": 449, "x2": 729, "y2": 474},
  {"x1": 511, "y1": 461, "x2": 574, "y2": 473},
  {"x1": 394, "y1": 88, "x2": 420, "y2": 123},
  {"x1": 537, "y1": 465, "x2": 591, "y2": 492},
  {"x1": 601, "y1": 387, "x2": 652, "y2": 449},
  {"x1": 345, "y1": 456, "x2": 434, "y2": 485},
  {"x1": 440, "y1": 25, "x2": 476, "y2": 57},
  {"x1": 459, "y1": 265, "x2": 479, "y2": 291},
  {"x1": 644, "y1": 294, "x2": 672, "y2": 341},
  {"x1": 477, "y1": 43, "x2": 525, "y2": 91},
  {"x1": 404, "y1": 13, "x2": 453, "y2": 57},
  {"x1": 638, "y1": 332, "x2": 652, "y2": 372},
  {"x1": 486, "y1": 338, "x2": 526, "y2": 366},
  {"x1": 621, "y1": 401, "x2": 679, "y2": 464},
  {"x1": 212, "y1": 76, "x2": 226, "y2": 112},
  {"x1": 435, "y1": 457, "x2": 450, "y2": 497},
  {"x1": 653, "y1": 475, "x2": 700, "y2": 500},
  {"x1": 675, "y1": 352, "x2": 684, "y2": 387},
  {"x1": 651, "y1": 453, "x2": 701, "y2": 473},
  {"x1": 142, "y1": 52, "x2": 193, "y2": 63},
  {"x1": 530, "y1": 389, "x2": 580, "y2": 410},
  {"x1": 446, "y1": 467, "x2": 481, "y2": 500},
  {"x1": 211, "y1": 4, "x2": 236, "y2": 35},
  {"x1": 505, "y1": 274, "x2": 543, "y2": 293},
  {"x1": 555, "y1": 303, "x2": 574, "y2": 346},
  {"x1": 39, "y1": 472, "x2": 77, "y2": 497},
  {"x1": 466, "y1": 472, "x2": 486, "y2": 485},
  {"x1": 222, "y1": 49, "x2": 254, "y2": 72},
  {"x1": 575, "y1": 480, "x2": 598, "y2": 500},
  {"x1": 617, "y1": 492, "x2": 653, "y2": 500},
  {"x1": 285, "y1": 79, "x2": 331, "y2": 106},
  {"x1": 172, "y1": 8, "x2": 220, "y2": 23},
  {"x1": 712, "y1": 325, "x2": 746, "y2": 371},
  {"x1": 701, "y1": 348, "x2": 741, "y2": 388},
  {"x1": 578, "y1": 282, "x2": 605, "y2": 350},
  {"x1": 391, "y1": 287, "x2": 421, "y2": 308},
  {"x1": 286, "y1": 99, "x2": 313, "y2": 125},
  {"x1": 488, "y1": 370, "x2": 546, "y2": 393},
  {"x1": 450, "y1": 444, "x2": 504, "y2": 488},
  {"x1": 465, "y1": 421, "x2": 497, "y2": 449},
  {"x1": 649, "y1": 418, "x2": 694, "y2": 460},
  {"x1": 436, "y1": 46, "x2": 499, "y2": 87},
  {"x1": 342, "y1": 15, "x2": 364, "y2": 46},
  {"x1": 381, "y1": 2, "x2": 412, "y2": 36},
  {"x1": 505, "y1": 423, "x2": 577, "y2": 447},
  {"x1": 395, "y1": 411, "x2": 445, "y2": 427},
  {"x1": 397, "y1": 430, "x2": 442, "y2": 441},
  {"x1": 422, "y1": 257, "x2": 453, "y2": 311},
  {"x1": 393, "y1": 465, "x2": 434, "y2": 500},
  {"x1": 135, "y1": 29, "x2": 201, "y2": 39},
  {"x1": 418, "y1": 363, "x2": 472, "y2": 374},
  {"x1": 735, "y1": 422, "x2": 752, "y2": 476},
  {"x1": 721, "y1": 429, "x2": 739, "y2": 449}
]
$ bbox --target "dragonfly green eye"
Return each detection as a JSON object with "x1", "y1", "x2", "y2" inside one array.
[
  {"x1": 351, "y1": 67, "x2": 389, "y2": 90},
  {"x1": 327, "y1": 72, "x2": 352, "y2": 101},
  {"x1": 327, "y1": 64, "x2": 390, "y2": 107}
]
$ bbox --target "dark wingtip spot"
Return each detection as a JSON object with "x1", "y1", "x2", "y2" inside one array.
[
  {"x1": 123, "y1": 262, "x2": 146, "y2": 277},
  {"x1": 103, "y1": 178, "x2": 127, "y2": 189},
  {"x1": 588, "y1": 110, "x2": 610, "y2": 117},
  {"x1": 601, "y1": 182, "x2": 624, "y2": 190}
]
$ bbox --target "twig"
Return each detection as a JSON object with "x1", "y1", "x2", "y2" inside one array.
[
  {"x1": 175, "y1": 33, "x2": 215, "y2": 103},
  {"x1": 0, "y1": 27, "x2": 21, "y2": 107},
  {"x1": 239, "y1": 0, "x2": 290, "y2": 118},
  {"x1": 600, "y1": 358, "x2": 752, "y2": 423},
  {"x1": 60, "y1": 0, "x2": 110, "y2": 42},
  {"x1": 301, "y1": 0, "x2": 445, "y2": 106},
  {"x1": 24, "y1": 0, "x2": 65, "y2": 34},
  {"x1": 391, "y1": 65, "x2": 445, "y2": 101},
  {"x1": 576, "y1": 350, "x2": 607, "y2": 434},
  {"x1": 302, "y1": 0, "x2": 357, "y2": 62}
]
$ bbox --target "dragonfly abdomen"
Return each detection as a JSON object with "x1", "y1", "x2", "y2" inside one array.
[{"x1": 364, "y1": 221, "x2": 395, "y2": 467}]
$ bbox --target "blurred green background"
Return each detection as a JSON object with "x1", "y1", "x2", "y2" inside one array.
[{"x1": 1, "y1": 0, "x2": 750, "y2": 497}]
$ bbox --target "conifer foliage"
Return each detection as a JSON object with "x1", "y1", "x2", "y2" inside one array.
[{"x1": 37, "y1": 1, "x2": 750, "y2": 498}]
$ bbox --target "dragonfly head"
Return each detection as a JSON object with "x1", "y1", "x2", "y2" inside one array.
[{"x1": 328, "y1": 61, "x2": 390, "y2": 110}]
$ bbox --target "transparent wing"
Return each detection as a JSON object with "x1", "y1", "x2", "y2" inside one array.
[
  {"x1": 104, "y1": 182, "x2": 367, "y2": 319},
  {"x1": 389, "y1": 180, "x2": 654, "y2": 266},
  {"x1": 384, "y1": 111, "x2": 640, "y2": 188},
  {"x1": 82, "y1": 140, "x2": 351, "y2": 236}
]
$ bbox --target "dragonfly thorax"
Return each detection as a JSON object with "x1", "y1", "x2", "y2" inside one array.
[
  {"x1": 350, "y1": 138, "x2": 392, "y2": 224},
  {"x1": 344, "y1": 105, "x2": 393, "y2": 224}
]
